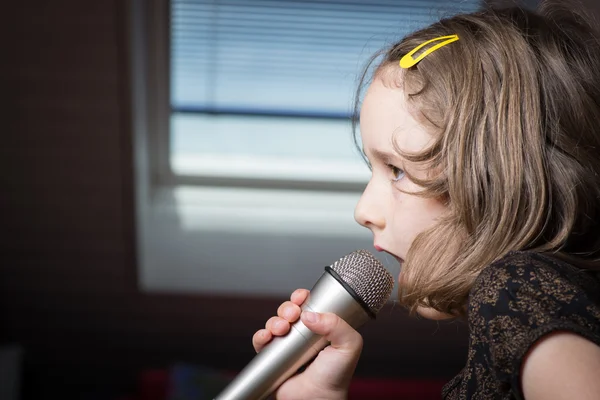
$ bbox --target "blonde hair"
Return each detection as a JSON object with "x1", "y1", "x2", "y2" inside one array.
[{"x1": 353, "y1": 2, "x2": 600, "y2": 316}]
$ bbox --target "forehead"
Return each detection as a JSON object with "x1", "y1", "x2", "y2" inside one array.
[{"x1": 360, "y1": 77, "x2": 434, "y2": 154}]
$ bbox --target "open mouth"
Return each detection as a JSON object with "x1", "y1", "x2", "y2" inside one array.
[{"x1": 374, "y1": 245, "x2": 404, "y2": 264}]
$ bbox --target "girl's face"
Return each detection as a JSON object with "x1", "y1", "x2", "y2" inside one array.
[{"x1": 355, "y1": 76, "x2": 447, "y2": 277}]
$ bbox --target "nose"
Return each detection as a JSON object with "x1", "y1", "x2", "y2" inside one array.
[{"x1": 354, "y1": 179, "x2": 385, "y2": 230}]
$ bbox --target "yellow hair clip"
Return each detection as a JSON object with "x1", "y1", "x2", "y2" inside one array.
[{"x1": 399, "y1": 34, "x2": 459, "y2": 68}]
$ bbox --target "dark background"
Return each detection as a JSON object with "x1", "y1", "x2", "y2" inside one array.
[{"x1": 2, "y1": 1, "x2": 597, "y2": 399}]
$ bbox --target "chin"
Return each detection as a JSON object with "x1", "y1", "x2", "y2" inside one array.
[{"x1": 416, "y1": 306, "x2": 455, "y2": 321}]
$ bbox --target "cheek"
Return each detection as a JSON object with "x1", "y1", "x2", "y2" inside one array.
[
  {"x1": 391, "y1": 192, "x2": 446, "y2": 237},
  {"x1": 417, "y1": 200, "x2": 446, "y2": 233},
  {"x1": 422, "y1": 198, "x2": 447, "y2": 223}
]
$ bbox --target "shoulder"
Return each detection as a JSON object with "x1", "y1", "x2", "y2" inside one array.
[
  {"x1": 521, "y1": 330, "x2": 600, "y2": 400},
  {"x1": 469, "y1": 251, "x2": 600, "y2": 313},
  {"x1": 474, "y1": 250, "x2": 579, "y2": 287},
  {"x1": 467, "y1": 250, "x2": 600, "y2": 381}
]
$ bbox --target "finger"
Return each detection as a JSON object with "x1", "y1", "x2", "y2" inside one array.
[
  {"x1": 252, "y1": 329, "x2": 272, "y2": 353},
  {"x1": 300, "y1": 311, "x2": 363, "y2": 355},
  {"x1": 265, "y1": 316, "x2": 291, "y2": 336},
  {"x1": 290, "y1": 289, "x2": 309, "y2": 305},
  {"x1": 277, "y1": 301, "x2": 302, "y2": 322}
]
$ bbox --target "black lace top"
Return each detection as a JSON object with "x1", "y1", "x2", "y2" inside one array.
[{"x1": 442, "y1": 251, "x2": 600, "y2": 399}]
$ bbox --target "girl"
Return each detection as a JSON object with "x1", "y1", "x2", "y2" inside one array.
[{"x1": 253, "y1": 2, "x2": 600, "y2": 399}]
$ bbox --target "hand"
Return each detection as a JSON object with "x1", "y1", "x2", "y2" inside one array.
[{"x1": 252, "y1": 289, "x2": 363, "y2": 400}]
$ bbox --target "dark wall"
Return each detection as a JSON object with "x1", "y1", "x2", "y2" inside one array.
[
  {"x1": 0, "y1": 2, "x2": 472, "y2": 399},
  {"x1": 8, "y1": 0, "x2": 600, "y2": 398}
]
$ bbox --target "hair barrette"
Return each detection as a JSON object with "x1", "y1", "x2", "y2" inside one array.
[{"x1": 399, "y1": 34, "x2": 459, "y2": 68}]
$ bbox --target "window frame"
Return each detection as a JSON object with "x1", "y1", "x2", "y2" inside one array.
[
  {"x1": 130, "y1": 0, "x2": 376, "y2": 297},
  {"x1": 130, "y1": 0, "x2": 491, "y2": 297},
  {"x1": 149, "y1": 0, "x2": 373, "y2": 192}
]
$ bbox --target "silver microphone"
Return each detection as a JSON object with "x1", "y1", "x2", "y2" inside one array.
[{"x1": 214, "y1": 250, "x2": 395, "y2": 400}]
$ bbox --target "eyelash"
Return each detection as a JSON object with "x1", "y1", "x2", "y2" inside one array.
[{"x1": 387, "y1": 164, "x2": 405, "y2": 182}]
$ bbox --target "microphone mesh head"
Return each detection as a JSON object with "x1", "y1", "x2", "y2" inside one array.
[{"x1": 330, "y1": 250, "x2": 395, "y2": 314}]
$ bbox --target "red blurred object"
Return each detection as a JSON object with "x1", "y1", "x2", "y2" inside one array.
[
  {"x1": 348, "y1": 377, "x2": 446, "y2": 399},
  {"x1": 119, "y1": 368, "x2": 446, "y2": 400},
  {"x1": 116, "y1": 369, "x2": 169, "y2": 400}
]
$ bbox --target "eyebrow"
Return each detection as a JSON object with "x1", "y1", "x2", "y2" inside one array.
[{"x1": 365, "y1": 148, "x2": 399, "y2": 164}]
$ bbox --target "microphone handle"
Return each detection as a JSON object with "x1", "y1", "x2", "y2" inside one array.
[{"x1": 214, "y1": 269, "x2": 373, "y2": 400}]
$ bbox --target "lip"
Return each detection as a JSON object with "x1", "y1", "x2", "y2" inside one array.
[{"x1": 374, "y1": 244, "x2": 404, "y2": 264}]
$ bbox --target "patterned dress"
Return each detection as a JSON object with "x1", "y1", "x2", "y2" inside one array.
[{"x1": 442, "y1": 251, "x2": 600, "y2": 399}]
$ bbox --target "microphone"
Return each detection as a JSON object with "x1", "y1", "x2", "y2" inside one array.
[{"x1": 214, "y1": 250, "x2": 395, "y2": 400}]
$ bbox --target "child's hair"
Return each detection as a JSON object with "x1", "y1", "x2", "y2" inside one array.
[{"x1": 353, "y1": 1, "x2": 600, "y2": 316}]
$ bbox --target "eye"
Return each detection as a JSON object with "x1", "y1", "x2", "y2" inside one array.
[{"x1": 387, "y1": 164, "x2": 405, "y2": 182}]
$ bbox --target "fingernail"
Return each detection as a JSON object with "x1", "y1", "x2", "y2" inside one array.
[{"x1": 303, "y1": 311, "x2": 319, "y2": 323}]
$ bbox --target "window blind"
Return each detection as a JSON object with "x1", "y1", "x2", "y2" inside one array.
[{"x1": 170, "y1": 0, "x2": 481, "y2": 118}]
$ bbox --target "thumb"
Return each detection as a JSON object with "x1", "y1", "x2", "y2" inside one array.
[{"x1": 300, "y1": 311, "x2": 363, "y2": 354}]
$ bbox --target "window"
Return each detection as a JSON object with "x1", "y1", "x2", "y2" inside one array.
[
  {"x1": 169, "y1": 0, "x2": 480, "y2": 189},
  {"x1": 132, "y1": 0, "x2": 481, "y2": 296}
]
